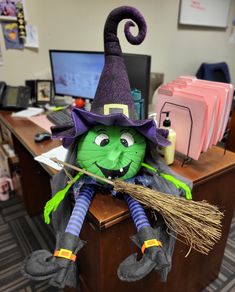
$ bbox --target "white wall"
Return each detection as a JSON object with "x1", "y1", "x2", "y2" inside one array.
[{"x1": 1, "y1": 0, "x2": 235, "y2": 85}]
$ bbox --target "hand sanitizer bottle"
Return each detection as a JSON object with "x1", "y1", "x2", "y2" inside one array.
[{"x1": 160, "y1": 111, "x2": 176, "y2": 165}]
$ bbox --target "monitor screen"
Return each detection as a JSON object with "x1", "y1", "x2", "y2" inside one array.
[
  {"x1": 49, "y1": 50, "x2": 104, "y2": 99},
  {"x1": 49, "y1": 50, "x2": 151, "y2": 117}
]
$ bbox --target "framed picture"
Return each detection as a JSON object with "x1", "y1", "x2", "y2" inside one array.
[
  {"x1": 0, "y1": 0, "x2": 26, "y2": 21},
  {"x1": 36, "y1": 80, "x2": 52, "y2": 104}
]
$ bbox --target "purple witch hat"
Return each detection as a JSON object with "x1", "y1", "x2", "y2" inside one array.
[{"x1": 52, "y1": 6, "x2": 170, "y2": 148}]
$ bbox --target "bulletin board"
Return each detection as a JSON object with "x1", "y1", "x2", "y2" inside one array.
[{"x1": 179, "y1": 0, "x2": 231, "y2": 28}]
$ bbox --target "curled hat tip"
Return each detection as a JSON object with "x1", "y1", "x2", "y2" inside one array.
[{"x1": 104, "y1": 6, "x2": 147, "y2": 56}]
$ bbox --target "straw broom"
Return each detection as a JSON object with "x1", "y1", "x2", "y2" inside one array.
[{"x1": 50, "y1": 157, "x2": 223, "y2": 255}]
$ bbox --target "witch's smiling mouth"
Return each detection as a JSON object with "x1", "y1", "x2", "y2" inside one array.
[{"x1": 95, "y1": 162, "x2": 131, "y2": 179}]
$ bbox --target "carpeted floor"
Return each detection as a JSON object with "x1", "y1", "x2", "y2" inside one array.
[
  {"x1": 0, "y1": 196, "x2": 60, "y2": 292},
  {"x1": 0, "y1": 196, "x2": 234, "y2": 292}
]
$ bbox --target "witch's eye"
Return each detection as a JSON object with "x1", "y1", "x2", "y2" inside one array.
[
  {"x1": 95, "y1": 133, "x2": 110, "y2": 146},
  {"x1": 120, "y1": 132, "x2": 134, "y2": 147}
]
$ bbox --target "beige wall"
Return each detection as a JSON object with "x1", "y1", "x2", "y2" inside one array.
[{"x1": 1, "y1": 0, "x2": 235, "y2": 85}]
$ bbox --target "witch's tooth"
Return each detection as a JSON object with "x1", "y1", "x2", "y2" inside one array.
[
  {"x1": 108, "y1": 176, "x2": 112, "y2": 180},
  {"x1": 120, "y1": 168, "x2": 123, "y2": 172}
]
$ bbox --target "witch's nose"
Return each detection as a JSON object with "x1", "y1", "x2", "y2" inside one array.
[{"x1": 107, "y1": 147, "x2": 122, "y2": 162}]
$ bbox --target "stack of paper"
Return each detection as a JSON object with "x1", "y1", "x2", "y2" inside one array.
[
  {"x1": 34, "y1": 146, "x2": 68, "y2": 170},
  {"x1": 154, "y1": 76, "x2": 234, "y2": 160},
  {"x1": 11, "y1": 107, "x2": 44, "y2": 118}
]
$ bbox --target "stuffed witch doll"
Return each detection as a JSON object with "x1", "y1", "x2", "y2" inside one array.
[{"x1": 22, "y1": 6, "x2": 221, "y2": 289}]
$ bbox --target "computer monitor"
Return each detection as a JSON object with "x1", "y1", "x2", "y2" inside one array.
[{"x1": 49, "y1": 50, "x2": 151, "y2": 117}]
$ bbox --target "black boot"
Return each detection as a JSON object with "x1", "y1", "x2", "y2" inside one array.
[
  {"x1": 21, "y1": 232, "x2": 85, "y2": 288},
  {"x1": 117, "y1": 226, "x2": 170, "y2": 282}
]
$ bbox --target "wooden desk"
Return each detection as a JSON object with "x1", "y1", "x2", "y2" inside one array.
[
  {"x1": 0, "y1": 111, "x2": 59, "y2": 216},
  {"x1": 0, "y1": 111, "x2": 234, "y2": 292}
]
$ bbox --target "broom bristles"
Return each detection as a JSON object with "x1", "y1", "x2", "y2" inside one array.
[{"x1": 114, "y1": 179, "x2": 223, "y2": 255}]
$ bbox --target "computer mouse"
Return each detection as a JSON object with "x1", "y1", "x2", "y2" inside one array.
[{"x1": 34, "y1": 132, "x2": 51, "y2": 143}]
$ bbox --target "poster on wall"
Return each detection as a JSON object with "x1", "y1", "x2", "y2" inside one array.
[
  {"x1": 25, "y1": 24, "x2": 39, "y2": 48},
  {"x1": 2, "y1": 21, "x2": 23, "y2": 49},
  {"x1": 0, "y1": 0, "x2": 26, "y2": 21},
  {"x1": 179, "y1": 0, "x2": 231, "y2": 28}
]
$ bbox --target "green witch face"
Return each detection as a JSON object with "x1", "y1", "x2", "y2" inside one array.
[{"x1": 77, "y1": 125, "x2": 146, "y2": 181}]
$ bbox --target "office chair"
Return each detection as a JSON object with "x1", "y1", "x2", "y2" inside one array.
[{"x1": 196, "y1": 62, "x2": 231, "y2": 84}]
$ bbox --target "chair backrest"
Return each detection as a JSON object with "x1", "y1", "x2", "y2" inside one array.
[{"x1": 196, "y1": 62, "x2": 231, "y2": 84}]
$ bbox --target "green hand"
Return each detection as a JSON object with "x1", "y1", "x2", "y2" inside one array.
[
  {"x1": 44, "y1": 172, "x2": 83, "y2": 224},
  {"x1": 159, "y1": 173, "x2": 192, "y2": 200},
  {"x1": 141, "y1": 163, "x2": 192, "y2": 200}
]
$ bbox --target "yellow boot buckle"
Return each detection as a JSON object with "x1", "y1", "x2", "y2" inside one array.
[
  {"x1": 141, "y1": 239, "x2": 162, "y2": 254},
  {"x1": 54, "y1": 248, "x2": 76, "y2": 262}
]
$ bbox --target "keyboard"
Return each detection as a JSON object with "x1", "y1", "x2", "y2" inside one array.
[{"x1": 47, "y1": 108, "x2": 73, "y2": 126}]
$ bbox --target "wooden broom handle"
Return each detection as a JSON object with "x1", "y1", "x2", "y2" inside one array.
[{"x1": 50, "y1": 157, "x2": 115, "y2": 186}]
